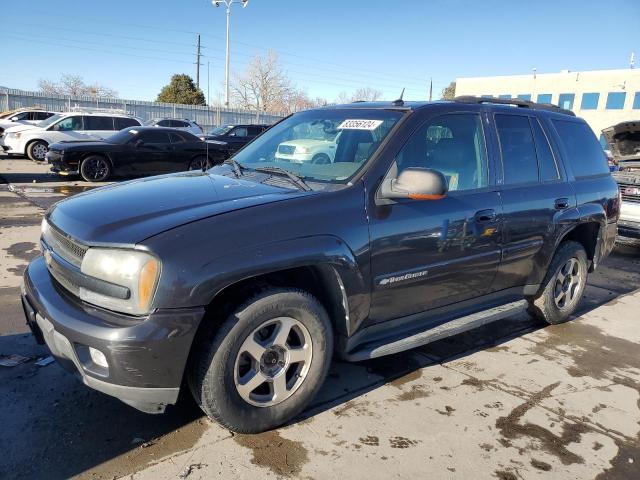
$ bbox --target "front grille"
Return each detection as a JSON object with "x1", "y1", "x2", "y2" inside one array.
[
  {"x1": 43, "y1": 222, "x2": 88, "y2": 267},
  {"x1": 46, "y1": 253, "x2": 81, "y2": 296},
  {"x1": 278, "y1": 145, "x2": 296, "y2": 155},
  {"x1": 619, "y1": 183, "x2": 640, "y2": 203}
]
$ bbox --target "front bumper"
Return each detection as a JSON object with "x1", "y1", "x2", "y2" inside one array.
[
  {"x1": 22, "y1": 257, "x2": 205, "y2": 413},
  {"x1": 46, "y1": 151, "x2": 79, "y2": 174},
  {"x1": 618, "y1": 201, "x2": 640, "y2": 239}
]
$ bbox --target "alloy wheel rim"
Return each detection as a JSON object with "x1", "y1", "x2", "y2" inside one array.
[
  {"x1": 553, "y1": 257, "x2": 583, "y2": 309},
  {"x1": 86, "y1": 158, "x2": 108, "y2": 180},
  {"x1": 33, "y1": 144, "x2": 47, "y2": 160},
  {"x1": 234, "y1": 316, "x2": 313, "y2": 407}
]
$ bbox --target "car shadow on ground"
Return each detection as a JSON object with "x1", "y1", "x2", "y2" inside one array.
[{"x1": 1, "y1": 245, "x2": 638, "y2": 479}]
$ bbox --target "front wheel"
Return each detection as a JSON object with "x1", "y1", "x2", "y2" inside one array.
[
  {"x1": 527, "y1": 241, "x2": 588, "y2": 325},
  {"x1": 27, "y1": 141, "x2": 48, "y2": 161},
  {"x1": 80, "y1": 155, "x2": 111, "y2": 182},
  {"x1": 188, "y1": 288, "x2": 333, "y2": 433}
]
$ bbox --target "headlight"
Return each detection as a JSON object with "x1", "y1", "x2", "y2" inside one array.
[
  {"x1": 80, "y1": 248, "x2": 160, "y2": 315},
  {"x1": 7, "y1": 132, "x2": 20, "y2": 139},
  {"x1": 295, "y1": 146, "x2": 310, "y2": 154}
]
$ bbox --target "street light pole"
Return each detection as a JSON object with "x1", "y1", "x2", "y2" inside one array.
[{"x1": 212, "y1": 0, "x2": 249, "y2": 108}]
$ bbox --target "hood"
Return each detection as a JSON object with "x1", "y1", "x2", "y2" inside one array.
[
  {"x1": 603, "y1": 121, "x2": 640, "y2": 161},
  {"x1": 49, "y1": 140, "x2": 112, "y2": 151},
  {"x1": 47, "y1": 171, "x2": 308, "y2": 245},
  {"x1": 0, "y1": 119, "x2": 26, "y2": 129},
  {"x1": 3, "y1": 123, "x2": 40, "y2": 134}
]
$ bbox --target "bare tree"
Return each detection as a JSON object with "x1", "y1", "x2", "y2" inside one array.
[
  {"x1": 336, "y1": 87, "x2": 383, "y2": 104},
  {"x1": 231, "y1": 51, "x2": 294, "y2": 113},
  {"x1": 38, "y1": 74, "x2": 117, "y2": 98}
]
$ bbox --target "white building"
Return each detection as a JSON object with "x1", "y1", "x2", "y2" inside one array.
[{"x1": 455, "y1": 68, "x2": 640, "y2": 143}]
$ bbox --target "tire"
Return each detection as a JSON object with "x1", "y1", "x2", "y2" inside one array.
[
  {"x1": 80, "y1": 155, "x2": 111, "y2": 182},
  {"x1": 188, "y1": 288, "x2": 333, "y2": 433},
  {"x1": 527, "y1": 241, "x2": 588, "y2": 325},
  {"x1": 27, "y1": 140, "x2": 48, "y2": 161},
  {"x1": 311, "y1": 153, "x2": 331, "y2": 165},
  {"x1": 189, "y1": 155, "x2": 210, "y2": 171}
]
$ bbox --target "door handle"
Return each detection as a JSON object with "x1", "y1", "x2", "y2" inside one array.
[
  {"x1": 474, "y1": 209, "x2": 496, "y2": 222},
  {"x1": 554, "y1": 198, "x2": 569, "y2": 210}
]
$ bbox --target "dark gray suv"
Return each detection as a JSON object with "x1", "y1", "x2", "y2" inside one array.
[{"x1": 22, "y1": 97, "x2": 619, "y2": 433}]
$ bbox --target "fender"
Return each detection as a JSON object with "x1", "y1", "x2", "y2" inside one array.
[{"x1": 190, "y1": 235, "x2": 370, "y2": 337}]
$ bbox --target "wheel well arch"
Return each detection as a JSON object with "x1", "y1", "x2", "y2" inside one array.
[
  {"x1": 194, "y1": 264, "x2": 349, "y2": 344},
  {"x1": 557, "y1": 221, "x2": 601, "y2": 266},
  {"x1": 25, "y1": 138, "x2": 48, "y2": 151},
  {"x1": 80, "y1": 152, "x2": 112, "y2": 165}
]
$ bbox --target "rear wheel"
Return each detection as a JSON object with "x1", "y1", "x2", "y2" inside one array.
[
  {"x1": 27, "y1": 141, "x2": 48, "y2": 161},
  {"x1": 527, "y1": 241, "x2": 588, "y2": 325},
  {"x1": 80, "y1": 155, "x2": 111, "y2": 182},
  {"x1": 188, "y1": 288, "x2": 333, "y2": 433}
]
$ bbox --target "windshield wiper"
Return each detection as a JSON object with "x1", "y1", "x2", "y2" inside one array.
[
  {"x1": 253, "y1": 166, "x2": 312, "y2": 191},
  {"x1": 224, "y1": 158, "x2": 244, "y2": 177}
]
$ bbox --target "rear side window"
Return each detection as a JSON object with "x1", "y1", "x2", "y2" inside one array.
[
  {"x1": 531, "y1": 119, "x2": 560, "y2": 181},
  {"x1": 156, "y1": 120, "x2": 171, "y2": 127},
  {"x1": 35, "y1": 112, "x2": 54, "y2": 120},
  {"x1": 248, "y1": 126, "x2": 263, "y2": 136},
  {"x1": 115, "y1": 117, "x2": 140, "y2": 130},
  {"x1": 84, "y1": 116, "x2": 115, "y2": 131},
  {"x1": 552, "y1": 120, "x2": 609, "y2": 177},
  {"x1": 495, "y1": 114, "x2": 538, "y2": 184}
]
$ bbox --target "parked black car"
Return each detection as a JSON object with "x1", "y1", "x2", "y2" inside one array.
[
  {"x1": 46, "y1": 126, "x2": 216, "y2": 182},
  {"x1": 23, "y1": 97, "x2": 619, "y2": 433},
  {"x1": 201, "y1": 123, "x2": 270, "y2": 160}
]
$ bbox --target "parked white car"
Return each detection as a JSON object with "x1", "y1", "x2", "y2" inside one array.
[
  {"x1": 146, "y1": 118, "x2": 203, "y2": 136},
  {"x1": 0, "y1": 109, "x2": 57, "y2": 133},
  {"x1": 1, "y1": 112, "x2": 142, "y2": 161},
  {"x1": 275, "y1": 136, "x2": 339, "y2": 164}
]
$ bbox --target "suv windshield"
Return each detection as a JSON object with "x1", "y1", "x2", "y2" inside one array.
[
  {"x1": 208, "y1": 125, "x2": 234, "y2": 136},
  {"x1": 232, "y1": 109, "x2": 404, "y2": 183},
  {"x1": 38, "y1": 113, "x2": 65, "y2": 129}
]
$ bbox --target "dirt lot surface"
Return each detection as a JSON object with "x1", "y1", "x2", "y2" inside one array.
[{"x1": 1, "y1": 156, "x2": 640, "y2": 480}]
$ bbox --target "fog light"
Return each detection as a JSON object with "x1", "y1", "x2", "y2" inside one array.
[{"x1": 89, "y1": 347, "x2": 108, "y2": 368}]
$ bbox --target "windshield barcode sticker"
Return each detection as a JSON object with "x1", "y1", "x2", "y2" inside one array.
[{"x1": 337, "y1": 119, "x2": 383, "y2": 130}]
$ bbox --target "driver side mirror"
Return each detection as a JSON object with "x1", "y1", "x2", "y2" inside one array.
[
  {"x1": 379, "y1": 167, "x2": 448, "y2": 201},
  {"x1": 134, "y1": 139, "x2": 145, "y2": 148}
]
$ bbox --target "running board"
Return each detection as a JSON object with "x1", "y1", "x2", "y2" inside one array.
[{"x1": 344, "y1": 300, "x2": 527, "y2": 361}]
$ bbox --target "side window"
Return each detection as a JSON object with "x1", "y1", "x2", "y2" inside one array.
[
  {"x1": 84, "y1": 116, "x2": 115, "y2": 131},
  {"x1": 170, "y1": 120, "x2": 190, "y2": 128},
  {"x1": 13, "y1": 112, "x2": 30, "y2": 121},
  {"x1": 531, "y1": 119, "x2": 560, "y2": 181},
  {"x1": 35, "y1": 112, "x2": 54, "y2": 120},
  {"x1": 552, "y1": 120, "x2": 609, "y2": 177},
  {"x1": 495, "y1": 114, "x2": 538, "y2": 185},
  {"x1": 156, "y1": 119, "x2": 171, "y2": 127},
  {"x1": 139, "y1": 131, "x2": 171, "y2": 144},
  {"x1": 115, "y1": 117, "x2": 140, "y2": 130},
  {"x1": 52, "y1": 116, "x2": 83, "y2": 131},
  {"x1": 395, "y1": 113, "x2": 488, "y2": 192},
  {"x1": 230, "y1": 127, "x2": 249, "y2": 137}
]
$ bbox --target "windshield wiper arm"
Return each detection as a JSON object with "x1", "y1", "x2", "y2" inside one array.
[
  {"x1": 224, "y1": 158, "x2": 244, "y2": 177},
  {"x1": 253, "y1": 166, "x2": 312, "y2": 191}
]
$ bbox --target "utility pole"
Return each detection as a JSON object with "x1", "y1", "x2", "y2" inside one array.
[
  {"x1": 195, "y1": 34, "x2": 202, "y2": 89},
  {"x1": 211, "y1": 0, "x2": 249, "y2": 108},
  {"x1": 429, "y1": 77, "x2": 433, "y2": 101}
]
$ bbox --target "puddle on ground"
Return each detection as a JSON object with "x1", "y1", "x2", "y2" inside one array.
[
  {"x1": 9, "y1": 184, "x2": 99, "y2": 195},
  {"x1": 234, "y1": 429, "x2": 309, "y2": 477}
]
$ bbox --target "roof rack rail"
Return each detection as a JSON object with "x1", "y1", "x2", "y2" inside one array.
[
  {"x1": 68, "y1": 106, "x2": 129, "y2": 115},
  {"x1": 453, "y1": 96, "x2": 575, "y2": 117}
]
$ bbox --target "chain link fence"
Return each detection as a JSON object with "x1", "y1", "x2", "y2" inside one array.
[{"x1": 0, "y1": 87, "x2": 285, "y2": 131}]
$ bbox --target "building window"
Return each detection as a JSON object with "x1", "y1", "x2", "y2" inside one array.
[
  {"x1": 606, "y1": 92, "x2": 626, "y2": 109},
  {"x1": 498, "y1": 94, "x2": 511, "y2": 100},
  {"x1": 632, "y1": 92, "x2": 640, "y2": 109},
  {"x1": 517, "y1": 94, "x2": 532, "y2": 101},
  {"x1": 580, "y1": 93, "x2": 599, "y2": 110},
  {"x1": 558, "y1": 93, "x2": 575, "y2": 110},
  {"x1": 537, "y1": 93, "x2": 552, "y2": 104}
]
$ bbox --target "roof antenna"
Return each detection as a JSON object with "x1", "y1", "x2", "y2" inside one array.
[{"x1": 392, "y1": 88, "x2": 405, "y2": 106}]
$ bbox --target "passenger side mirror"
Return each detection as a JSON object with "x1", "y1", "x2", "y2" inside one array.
[{"x1": 379, "y1": 167, "x2": 448, "y2": 201}]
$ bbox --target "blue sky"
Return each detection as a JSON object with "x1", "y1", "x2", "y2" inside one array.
[{"x1": 1, "y1": 0, "x2": 639, "y2": 103}]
